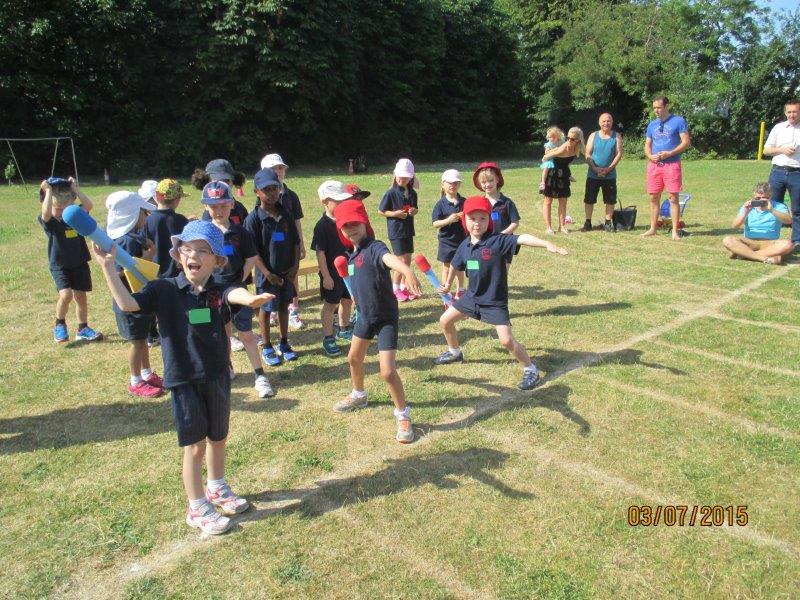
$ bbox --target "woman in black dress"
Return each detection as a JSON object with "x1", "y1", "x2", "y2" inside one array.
[{"x1": 542, "y1": 127, "x2": 585, "y2": 234}]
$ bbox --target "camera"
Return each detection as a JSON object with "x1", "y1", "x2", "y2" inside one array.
[{"x1": 750, "y1": 199, "x2": 767, "y2": 208}]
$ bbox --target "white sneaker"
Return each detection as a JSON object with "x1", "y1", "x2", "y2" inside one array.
[
  {"x1": 186, "y1": 506, "x2": 231, "y2": 535},
  {"x1": 230, "y1": 335, "x2": 245, "y2": 352},
  {"x1": 255, "y1": 374, "x2": 275, "y2": 398},
  {"x1": 288, "y1": 310, "x2": 305, "y2": 330}
]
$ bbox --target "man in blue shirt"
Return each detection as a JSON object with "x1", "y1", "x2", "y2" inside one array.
[
  {"x1": 642, "y1": 96, "x2": 691, "y2": 240},
  {"x1": 722, "y1": 182, "x2": 793, "y2": 264}
]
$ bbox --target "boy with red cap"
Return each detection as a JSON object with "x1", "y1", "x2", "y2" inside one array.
[
  {"x1": 473, "y1": 162, "x2": 521, "y2": 235},
  {"x1": 433, "y1": 196, "x2": 568, "y2": 390},
  {"x1": 331, "y1": 200, "x2": 422, "y2": 443}
]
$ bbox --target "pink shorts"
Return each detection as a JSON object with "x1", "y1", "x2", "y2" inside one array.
[{"x1": 646, "y1": 161, "x2": 682, "y2": 195}]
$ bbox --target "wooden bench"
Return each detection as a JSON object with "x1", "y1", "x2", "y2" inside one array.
[{"x1": 296, "y1": 258, "x2": 319, "y2": 299}]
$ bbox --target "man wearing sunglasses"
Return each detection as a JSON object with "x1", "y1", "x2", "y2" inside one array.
[
  {"x1": 642, "y1": 96, "x2": 691, "y2": 240},
  {"x1": 762, "y1": 99, "x2": 800, "y2": 249}
]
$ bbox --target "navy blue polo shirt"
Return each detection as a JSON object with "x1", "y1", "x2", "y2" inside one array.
[
  {"x1": 311, "y1": 213, "x2": 348, "y2": 283},
  {"x1": 378, "y1": 184, "x2": 417, "y2": 239},
  {"x1": 243, "y1": 204, "x2": 298, "y2": 283},
  {"x1": 348, "y1": 237, "x2": 398, "y2": 323},
  {"x1": 488, "y1": 194, "x2": 521, "y2": 232},
  {"x1": 201, "y1": 200, "x2": 249, "y2": 226},
  {"x1": 431, "y1": 195, "x2": 466, "y2": 249},
  {"x1": 144, "y1": 208, "x2": 189, "y2": 278},
  {"x1": 38, "y1": 214, "x2": 90, "y2": 269},
  {"x1": 214, "y1": 223, "x2": 257, "y2": 286},
  {"x1": 132, "y1": 273, "x2": 237, "y2": 388},
  {"x1": 452, "y1": 233, "x2": 519, "y2": 306},
  {"x1": 112, "y1": 229, "x2": 147, "y2": 311}
]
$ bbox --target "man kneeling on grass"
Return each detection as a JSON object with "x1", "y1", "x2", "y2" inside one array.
[{"x1": 723, "y1": 182, "x2": 793, "y2": 265}]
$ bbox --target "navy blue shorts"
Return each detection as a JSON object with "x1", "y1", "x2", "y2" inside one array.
[
  {"x1": 50, "y1": 263, "x2": 92, "y2": 292},
  {"x1": 319, "y1": 275, "x2": 351, "y2": 305},
  {"x1": 257, "y1": 279, "x2": 296, "y2": 313},
  {"x1": 171, "y1": 374, "x2": 231, "y2": 446},
  {"x1": 452, "y1": 296, "x2": 511, "y2": 326},
  {"x1": 114, "y1": 309, "x2": 154, "y2": 341},
  {"x1": 232, "y1": 305, "x2": 254, "y2": 332},
  {"x1": 353, "y1": 318, "x2": 399, "y2": 350},
  {"x1": 390, "y1": 237, "x2": 414, "y2": 255},
  {"x1": 437, "y1": 243, "x2": 460, "y2": 263}
]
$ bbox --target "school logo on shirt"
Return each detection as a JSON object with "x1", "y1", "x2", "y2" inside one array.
[
  {"x1": 481, "y1": 247, "x2": 492, "y2": 261},
  {"x1": 207, "y1": 290, "x2": 222, "y2": 309},
  {"x1": 355, "y1": 254, "x2": 365, "y2": 268}
]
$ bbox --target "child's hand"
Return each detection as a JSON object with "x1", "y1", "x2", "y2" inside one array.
[
  {"x1": 142, "y1": 238, "x2": 156, "y2": 260},
  {"x1": 322, "y1": 274, "x2": 334, "y2": 290},
  {"x1": 407, "y1": 206, "x2": 418, "y2": 216},
  {"x1": 395, "y1": 210, "x2": 408, "y2": 220},
  {"x1": 265, "y1": 272, "x2": 284, "y2": 286},
  {"x1": 40, "y1": 179, "x2": 51, "y2": 192},
  {"x1": 450, "y1": 213, "x2": 461, "y2": 223},
  {"x1": 247, "y1": 292, "x2": 276, "y2": 308},
  {"x1": 67, "y1": 177, "x2": 78, "y2": 192},
  {"x1": 437, "y1": 282, "x2": 451, "y2": 295},
  {"x1": 406, "y1": 274, "x2": 422, "y2": 297},
  {"x1": 546, "y1": 242, "x2": 568, "y2": 255},
  {"x1": 92, "y1": 242, "x2": 117, "y2": 267}
]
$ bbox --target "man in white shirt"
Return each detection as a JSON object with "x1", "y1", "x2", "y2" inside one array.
[{"x1": 762, "y1": 99, "x2": 800, "y2": 246}]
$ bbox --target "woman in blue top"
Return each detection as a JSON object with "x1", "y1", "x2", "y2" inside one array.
[{"x1": 582, "y1": 113, "x2": 623, "y2": 232}]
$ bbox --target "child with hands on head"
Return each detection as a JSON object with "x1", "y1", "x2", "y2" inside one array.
[
  {"x1": 92, "y1": 219, "x2": 275, "y2": 536},
  {"x1": 332, "y1": 200, "x2": 422, "y2": 443},
  {"x1": 433, "y1": 196, "x2": 568, "y2": 391},
  {"x1": 431, "y1": 169, "x2": 467, "y2": 300},
  {"x1": 39, "y1": 176, "x2": 103, "y2": 343}
]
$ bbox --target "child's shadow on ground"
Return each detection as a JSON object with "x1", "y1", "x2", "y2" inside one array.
[
  {"x1": 230, "y1": 391, "x2": 299, "y2": 413},
  {"x1": 507, "y1": 285, "x2": 580, "y2": 300},
  {"x1": 532, "y1": 301, "x2": 631, "y2": 317}
]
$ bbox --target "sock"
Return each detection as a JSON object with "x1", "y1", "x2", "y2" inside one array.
[
  {"x1": 393, "y1": 283, "x2": 400, "y2": 292},
  {"x1": 393, "y1": 406, "x2": 410, "y2": 419},
  {"x1": 207, "y1": 477, "x2": 226, "y2": 492},
  {"x1": 351, "y1": 389, "x2": 366, "y2": 399},
  {"x1": 130, "y1": 375, "x2": 143, "y2": 386},
  {"x1": 78, "y1": 322, "x2": 88, "y2": 330},
  {"x1": 448, "y1": 346, "x2": 462, "y2": 356},
  {"x1": 55, "y1": 318, "x2": 66, "y2": 326},
  {"x1": 399, "y1": 283, "x2": 407, "y2": 291},
  {"x1": 141, "y1": 368, "x2": 153, "y2": 379},
  {"x1": 189, "y1": 497, "x2": 210, "y2": 512}
]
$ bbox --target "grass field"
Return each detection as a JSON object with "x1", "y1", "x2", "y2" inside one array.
[{"x1": 1, "y1": 159, "x2": 798, "y2": 599}]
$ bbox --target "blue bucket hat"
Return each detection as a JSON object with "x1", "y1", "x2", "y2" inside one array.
[
  {"x1": 253, "y1": 168, "x2": 282, "y2": 191},
  {"x1": 201, "y1": 181, "x2": 234, "y2": 205},
  {"x1": 169, "y1": 220, "x2": 227, "y2": 266}
]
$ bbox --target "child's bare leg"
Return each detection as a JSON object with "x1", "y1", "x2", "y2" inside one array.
[
  {"x1": 183, "y1": 441, "x2": 207, "y2": 500},
  {"x1": 347, "y1": 336, "x2": 371, "y2": 391},
  {"x1": 542, "y1": 197, "x2": 554, "y2": 232},
  {"x1": 56, "y1": 288, "x2": 73, "y2": 320},
  {"x1": 557, "y1": 198, "x2": 568, "y2": 231},
  {"x1": 73, "y1": 290, "x2": 89, "y2": 323},
  {"x1": 439, "y1": 306, "x2": 467, "y2": 349},
  {"x1": 378, "y1": 349, "x2": 406, "y2": 410},
  {"x1": 129, "y1": 339, "x2": 148, "y2": 376},
  {"x1": 540, "y1": 168, "x2": 549, "y2": 186},
  {"x1": 441, "y1": 263, "x2": 450, "y2": 285},
  {"x1": 259, "y1": 309, "x2": 271, "y2": 345},
  {"x1": 668, "y1": 193, "x2": 681, "y2": 239},
  {"x1": 206, "y1": 437, "x2": 226, "y2": 482},
  {"x1": 455, "y1": 270, "x2": 465, "y2": 290},
  {"x1": 401, "y1": 253, "x2": 412, "y2": 287},
  {"x1": 642, "y1": 194, "x2": 661, "y2": 236},
  {"x1": 495, "y1": 325, "x2": 532, "y2": 366},
  {"x1": 238, "y1": 330, "x2": 262, "y2": 370},
  {"x1": 277, "y1": 307, "x2": 289, "y2": 339},
  {"x1": 338, "y1": 298, "x2": 353, "y2": 325},
  {"x1": 321, "y1": 301, "x2": 337, "y2": 337}
]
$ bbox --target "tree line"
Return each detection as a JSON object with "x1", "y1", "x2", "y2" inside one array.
[{"x1": 1, "y1": 0, "x2": 798, "y2": 176}]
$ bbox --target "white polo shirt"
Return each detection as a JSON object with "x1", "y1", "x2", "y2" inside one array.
[{"x1": 764, "y1": 120, "x2": 800, "y2": 168}]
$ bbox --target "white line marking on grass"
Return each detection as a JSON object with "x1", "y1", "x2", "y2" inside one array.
[
  {"x1": 746, "y1": 290, "x2": 800, "y2": 306},
  {"x1": 708, "y1": 313, "x2": 800, "y2": 335},
  {"x1": 577, "y1": 372, "x2": 799, "y2": 442},
  {"x1": 654, "y1": 340, "x2": 800, "y2": 379}
]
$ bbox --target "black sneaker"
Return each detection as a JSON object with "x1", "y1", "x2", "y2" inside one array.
[
  {"x1": 603, "y1": 220, "x2": 615, "y2": 233},
  {"x1": 433, "y1": 350, "x2": 463, "y2": 365},
  {"x1": 579, "y1": 220, "x2": 592, "y2": 232}
]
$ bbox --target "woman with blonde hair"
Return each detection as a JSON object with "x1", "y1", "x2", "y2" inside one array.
[{"x1": 541, "y1": 126, "x2": 585, "y2": 234}]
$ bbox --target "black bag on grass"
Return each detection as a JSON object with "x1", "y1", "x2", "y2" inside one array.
[{"x1": 612, "y1": 205, "x2": 637, "y2": 231}]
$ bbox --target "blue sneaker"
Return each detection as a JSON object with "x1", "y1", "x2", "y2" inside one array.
[
  {"x1": 322, "y1": 337, "x2": 342, "y2": 357},
  {"x1": 75, "y1": 326, "x2": 102, "y2": 342},
  {"x1": 518, "y1": 368, "x2": 541, "y2": 390},
  {"x1": 53, "y1": 324, "x2": 68, "y2": 343},
  {"x1": 335, "y1": 326, "x2": 353, "y2": 341},
  {"x1": 277, "y1": 340, "x2": 298, "y2": 361},
  {"x1": 262, "y1": 345, "x2": 281, "y2": 366}
]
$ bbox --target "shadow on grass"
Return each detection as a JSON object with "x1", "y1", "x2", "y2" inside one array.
[
  {"x1": 685, "y1": 227, "x2": 739, "y2": 237},
  {"x1": 507, "y1": 285, "x2": 580, "y2": 300},
  {"x1": 532, "y1": 301, "x2": 631, "y2": 317},
  {"x1": 231, "y1": 391, "x2": 299, "y2": 413},
  {"x1": 241, "y1": 447, "x2": 532, "y2": 522},
  {"x1": 539, "y1": 346, "x2": 686, "y2": 378}
]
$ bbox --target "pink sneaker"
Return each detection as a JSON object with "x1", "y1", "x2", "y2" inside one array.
[
  {"x1": 206, "y1": 484, "x2": 250, "y2": 515},
  {"x1": 128, "y1": 380, "x2": 164, "y2": 398},
  {"x1": 405, "y1": 291, "x2": 421, "y2": 301},
  {"x1": 186, "y1": 506, "x2": 231, "y2": 535},
  {"x1": 144, "y1": 372, "x2": 164, "y2": 388},
  {"x1": 394, "y1": 289, "x2": 410, "y2": 302}
]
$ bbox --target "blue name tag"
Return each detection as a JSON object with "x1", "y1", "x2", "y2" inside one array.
[
  {"x1": 223, "y1": 244, "x2": 235, "y2": 256},
  {"x1": 491, "y1": 211, "x2": 500, "y2": 221},
  {"x1": 272, "y1": 231, "x2": 285, "y2": 242}
]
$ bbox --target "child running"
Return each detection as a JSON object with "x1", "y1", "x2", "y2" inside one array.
[
  {"x1": 331, "y1": 200, "x2": 422, "y2": 443},
  {"x1": 92, "y1": 219, "x2": 275, "y2": 535},
  {"x1": 378, "y1": 158, "x2": 419, "y2": 302},
  {"x1": 433, "y1": 196, "x2": 568, "y2": 390},
  {"x1": 39, "y1": 176, "x2": 103, "y2": 343},
  {"x1": 539, "y1": 127, "x2": 565, "y2": 193},
  {"x1": 473, "y1": 162, "x2": 520, "y2": 235},
  {"x1": 431, "y1": 169, "x2": 466, "y2": 300}
]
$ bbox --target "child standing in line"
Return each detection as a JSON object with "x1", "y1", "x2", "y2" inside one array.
[
  {"x1": 92, "y1": 219, "x2": 274, "y2": 535},
  {"x1": 137, "y1": 179, "x2": 162, "y2": 348},
  {"x1": 260, "y1": 153, "x2": 306, "y2": 331},
  {"x1": 39, "y1": 177, "x2": 103, "y2": 343},
  {"x1": 378, "y1": 158, "x2": 419, "y2": 302},
  {"x1": 539, "y1": 127, "x2": 565, "y2": 193},
  {"x1": 433, "y1": 196, "x2": 568, "y2": 390},
  {"x1": 195, "y1": 159, "x2": 250, "y2": 226},
  {"x1": 105, "y1": 190, "x2": 163, "y2": 397},
  {"x1": 473, "y1": 162, "x2": 521, "y2": 236},
  {"x1": 431, "y1": 169, "x2": 466, "y2": 300},
  {"x1": 311, "y1": 180, "x2": 355, "y2": 357},
  {"x1": 331, "y1": 200, "x2": 422, "y2": 443},
  {"x1": 244, "y1": 168, "x2": 301, "y2": 367},
  {"x1": 144, "y1": 179, "x2": 189, "y2": 278},
  {"x1": 203, "y1": 181, "x2": 275, "y2": 398}
]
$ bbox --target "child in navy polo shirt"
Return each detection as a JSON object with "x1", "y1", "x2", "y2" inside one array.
[
  {"x1": 431, "y1": 169, "x2": 467, "y2": 300},
  {"x1": 144, "y1": 179, "x2": 189, "y2": 278},
  {"x1": 93, "y1": 220, "x2": 275, "y2": 535},
  {"x1": 106, "y1": 190, "x2": 163, "y2": 397},
  {"x1": 378, "y1": 158, "x2": 419, "y2": 302},
  {"x1": 194, "y1": 159, "x2": 250, "y2": 226},
  {"x1": 38, "y1": 177, "x2": 103, "y2": 343},
  {"x1": 331, "y1": 200, "x2": 422, "y2": 443},
  {"x1": 433, "y1": 196, "x2": 568, "y2": 390},
  {"x1": 311, "y1": 180, "x2": 354, "y2": 357},
  {"x1": 203, "y1": 181, "x2": 275, "y2": 399},
  {"x1": 244, "y1": 168, "x2": 301, "y2": 367},
  {"x1": 473, "y1": 162, "x2": 521, "y2": 235}
]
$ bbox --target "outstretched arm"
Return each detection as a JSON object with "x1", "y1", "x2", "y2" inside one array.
[
  {"x1": 227, "y1": 287, "x2": 275, "y2": 308},
  {"x1": 516, "y1": 233, "x2": 568, "y2": 255},
  {"x1": 91, "y1": 244, "x2": 141, "y2": 312},
  {"x1": 382, "y1": 253, "x2": 421, "y2": 296}
]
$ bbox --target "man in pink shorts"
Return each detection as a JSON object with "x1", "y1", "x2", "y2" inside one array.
[{"x1": 643, "y1": 96, "x2": 691, "y2": 240}]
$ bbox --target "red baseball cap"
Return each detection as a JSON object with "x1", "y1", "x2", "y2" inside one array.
[
  {"x1": 333, "y1": 199, "x2": 374, "y2": 249},
  {"x1": 461, "y1": 195, "x2": 493, "y2": 234},
  {"x1": 472, "y1": 161, "x2": 504, "y2": 190}
]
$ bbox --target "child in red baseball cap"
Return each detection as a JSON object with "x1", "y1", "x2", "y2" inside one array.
[
  {"x1": 433, "y1": 196, "x2": 568, "y2": 390},
  {"x1": 331, "y1": 200, "x2": 422, "y2": 443}
]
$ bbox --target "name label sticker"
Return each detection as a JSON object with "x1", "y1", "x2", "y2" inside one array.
[
  {"x1": 272, "y1": 231, "x2": 285, "y2": 242},
  {"x1": 491, "y1": 211, "x2": 500, "y2": 222},
  {"x1": 348, "y1": 264, "x2": 355, "y2": 276},
  {"x1": 223, "y1": 244, "x2": 235, "y2": 256},
  {"x1": 187, "y1": 307, "x2": 211, "y2": 324},
  {"x1": 467, "y1": 259, "x2": 480, "y2": 270},
  {"x1": 65, "y1": 229, "x2": 78, "y2": 238}
]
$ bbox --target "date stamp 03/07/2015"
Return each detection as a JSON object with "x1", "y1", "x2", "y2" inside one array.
[{"x1": 627, "y1": 505, "x2": 749, "y2": 527}]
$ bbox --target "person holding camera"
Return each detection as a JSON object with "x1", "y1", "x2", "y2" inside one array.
[{"x1": 722, "y1": 182, "x2": 793, "y2": 264}]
